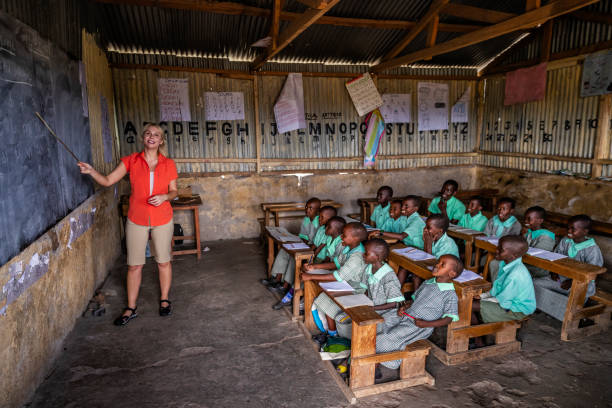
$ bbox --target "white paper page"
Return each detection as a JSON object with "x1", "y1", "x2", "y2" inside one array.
[
  {"x1": 204, "y1": 92, "x2": 245, "y2": 120},
  {"x1": 345, "y1": 73, "x2": 383, "y2": 116},
  {"x1": 335, "y1": 294, "x2": 374, "y2": 308},
  {"x1": 274, "y1": 73, "x2": 306, "y2": 133},
  {"x1": 454, "y1": 269, "x2": 482, "y2": 283},
  {"x1": 158, "y1": 78, "x2": 191, "y2": 121},
  {"x1": 451, "y1": 86, "x2": 470, "y2": 123},
  {"x1": 528, "y1": 250, "x2": 568, "y2": 261},
  {"x1": 380, "y1": 93, "x2": 411, "y2": 123},
  {"x1": 478, "y1": 236, "x2": 499, "y2": 246},
  {"x1": 320, "y1": 281, "x2": 354, "y2": 292},
  {"x1": 283, "y1": 243, "x2": 310, "y2": 250},
  {"x1": 418, "y1": 82, "x2": 449, "y2": 131}
]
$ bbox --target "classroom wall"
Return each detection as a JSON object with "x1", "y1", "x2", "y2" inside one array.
[
  {"x1": 174, "y1": 166, "x2": 479, "y2": 241},
  {"x1": 0, "y1": 31, "x2": 123, "y2": 408}
]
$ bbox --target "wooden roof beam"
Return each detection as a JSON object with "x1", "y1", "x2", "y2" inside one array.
[
  {"x1": 296, "y1": 0, "x2": 328, "y2": 9},
  {"x1": 382, "y1": 0, "x2": 450, "y2": 61},
  {"x1": 250, "y1": 0, "x2": 341, "y2": 70},
  {"x1": 571, "y1": 10, "x2": 612, "y2": 25},
  {"x1": 269, "y1": 0, "x2": 284, "y2": 49},
  {"x1": 424, "y1": 15, "x2": 439, "y2": 61},
  {"x1": 441, "y1": 4, "x2": 516, "y2": 24},
  {"x1": 371, "y1": 0, "x2": 599, "y2": 73},
  {"x1": 92, "y1": 0, "x2": 484, "y2": 32}
]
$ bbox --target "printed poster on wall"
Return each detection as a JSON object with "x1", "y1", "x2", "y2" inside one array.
[
  {"x1": 274, "y1": 73, "x2": 306, "y2": 134},
  {"x1": 451, "y1": 86, "x2": 470, "y2": 123},
  {"x1": 158, "y1": 78, "x2": 191, "y2": 121},
  {"x1": 345, "y1": 73, "x2": 383, "y2": 116},
  {"x1": 379, "y1": 93, "x2": 411, "y2": 123},
  {"x1": 504, "y1": 63, "x2": 547, "y2": 106},
  {"x1": 418, "y1": 82, "x2": 448, "y2": 131},
  {"x1": 204, "y1": 92, "x2": 245, "y2": 121},
  {"x1": 581, "y1": 50, "x2": 612, "y2": 97}
]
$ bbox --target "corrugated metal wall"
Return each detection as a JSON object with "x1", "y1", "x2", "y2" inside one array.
[
  {"x1": 112, "y1": 67, "x2": 479, "y2": 174},
  {"x1": 82, "y1": 31, "x2": 120, "y2": 176},
  {"x1": 480, "y1": 64, "x2": 607, "y2": 176}
]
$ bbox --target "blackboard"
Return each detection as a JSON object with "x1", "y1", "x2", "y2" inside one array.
[{"x1": 0, "y1": 12, "x2": 93, "y2": 266}]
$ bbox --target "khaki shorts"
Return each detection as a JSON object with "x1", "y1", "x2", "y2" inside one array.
[
  {"x1": 126, "y1": 219, "x2": 173, "y2": 266},
  {"x1": 480, "y1": 300, "x2": 527, "y2": 323}
]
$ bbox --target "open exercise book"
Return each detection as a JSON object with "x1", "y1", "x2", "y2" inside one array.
[
  {"x1": 392, "y1": 247, "x2": 436, "y2": 261},
  {"x1": 282, "y1": 242, "x2": 310, "y2": 251},
  {"x1": 265, "y1": 226, "x2": 302, "y2": 242},
  {"x1": 426, "y1": 265, "x2": 483, "y2": 283},
  {"x1": 477, "y1": 236, "x2": 499, "y2": 246},
  {"x1": 448, "y1": 224, "x2": 483, "y2": 235},
  {"x1": 526, "y1": 247, "x2": 568, "y2": 261}
]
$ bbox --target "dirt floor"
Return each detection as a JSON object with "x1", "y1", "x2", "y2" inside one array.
[{"x1": 27, "y1": 240, "x2": 612, "y2": 408}]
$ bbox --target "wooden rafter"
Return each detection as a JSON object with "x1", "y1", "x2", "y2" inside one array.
[
  {"x1": 269, "y1": 0, "x2": 284, "y2": 49},
  {"x1": 424, "y1": 15, "x2": 439, "y2": 61},
  {"x1": 250, "y1": 0, "x2": 341, "y2": 70},
  {"x1": 371, "y1": 0, "x2": 599, "y2": 73},
  {"x1": 296, "y1": 0, "x2": 328, "y2": 9},
  {"x1": 441, "y1": 4, "x2": 516, "y2": 24},
  {"x1": 479, "y1": 30, "x2": 534, "y2": 75},
  {"x1": 540, "y1": 20, "x2": 553, "y2": 62},
  {"x1": 92, "y1": 0, "x2": 482, "y2": 32},
  {"x1": 571, "y1": 10, "x2": 612, "y2": 25},
  {"x1": 382, "y1": 0, "x2": 450, "y2": 61}
]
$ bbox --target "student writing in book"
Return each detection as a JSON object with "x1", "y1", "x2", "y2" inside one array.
[
  {"x1": 302, "y1": 223, "x2": 368, "y2": 339},
  {"x1": 334, "y1": 239, "x2": 405, "y2": 339},
  {"x1": 483, "y1": 197, "x2": 521, "y2": 238},
  {"x1": 471, "y1": 235, "x2": 535, "y2": 348},
  {"x1": 533, "y1": 215, "x2": 603, "y2": 313},
  {"x1": 370, "y1": 186, "x2": 393, "y2": 228},
  {"x1": 458, "y1": 196, "x2": 488, "y2": 232},
  {"x1": 428, "y1": 179, "x2": 465, "y2": 224},
  {"x1": 300, "y1": 217, "x2": 346, "y2": 273},
  {"x1": 272, "y1": 205, "x2": 337, "y2": 310},
  {"x1": 375, "y1": 254, "x2": 462, "y2": 382},
  {"x1": 261, "y1": 197, "x2": 320, "y2": 295}
]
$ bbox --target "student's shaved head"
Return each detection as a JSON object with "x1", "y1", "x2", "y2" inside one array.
[
  {"x1": 440, "y1": 254, "x2": 464, "y2": 277},
  {"x1": 427, "y1": 214, "x2": 450, "y2": 231},
  {"x1": 366, "y1": 238, "x2": 389, "y2": 261},
  {"x1": 499, "y1": 235, "x2": 528, "y2": 257},
  {"x1": 307, "y1": 197, "x2": 321, "y2": 208},
  {"x1": 346, "y1": 222, "x2": 368, "y2": 241},
  {"x1": 378, "y1": 185, "x2": 393, "y2": 197},
  {"x1": 403, "y1": 195, "x2": 421, "y2": 208},
  {"x1": 525, "y1": 206, "x2": 546, "y2": 220},
  {"x1": 569, "y1": 214, "x2": 592, "y2": 230},
  {"x1": 327, "y1": 216, "x2": 346, "y2": 233},
  {"x1": 320, "y1": 205, "x2": 337, "y2": 217}
]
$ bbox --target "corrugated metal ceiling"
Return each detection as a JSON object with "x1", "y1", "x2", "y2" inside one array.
[{"x1": 91, "y1": 0, "x2": 611, "y2": 69}]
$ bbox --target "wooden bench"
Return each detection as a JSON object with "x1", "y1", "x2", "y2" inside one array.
[
  {"x1": 545, "y1": 211, "x2": 612, "y2": 237},
  {"x1": 388, "y1": 245, "x2": 525, "y2": 365},
  {"x1": 474, "y1": 237, "x2": 608, "y2": 341},
  {"x1": 303, "y1": 281, "x2": 434, "y2": 398},
  {"x1": 261, "y1": 200, "x2": 343, "y2": 227}
]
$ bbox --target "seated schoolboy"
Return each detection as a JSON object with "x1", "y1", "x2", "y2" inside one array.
[
  {"x1": 483, "y1": 197, "x2": 521, "y2": 237},
  {"x1": 378, "y1": 199, "x2": 408, "y2": 234},
  {"x1": 404, "y1": 214, "x2": 460, "y2": 290},
  {"x1": 375, "y1": 196, "x2": 425, "y2": 249},
  {"x1": 272, "y1": 206, "x2": 337, "y2": 309},
  {"x1": 522, "y1": 206, "x2": 556, "y2": 279},
  {"x1": 428, "y1": 179, "x2": 465, "y2": 224},
  {"x1": 299, "y1": 216, "x2": 347, "y2": 274},
  {"x1": 302, "y1": 222, "x2": 368, "y2": 338},
  {"x1": 458, "y1": 196, "x2": 488, "y2": 232},
  {"x1": 375, "y1": 254, "x2": 463, "y2": 378},
  {"x1": 471, "y1": 235, "x2": 535, "y2": 347},
  {"x1": 334, "y1": 239, "x2": 405, "y2": 338},
  {"x1": 260, "y1": 197, "x2": 321, "y2": 294},
  {"x1": 534, "y1": 215, "x2": 603, "y2": 309},
  {"x1": 370, "y1": 186, "x2": 393, "y2": 228}
]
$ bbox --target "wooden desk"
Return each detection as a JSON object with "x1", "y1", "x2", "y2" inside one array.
[
  {"x1": 546, "y1": 211, "x2": 612, "y2": 237},
  {"x1": 474, "y1": 237, "x2": 608, "y2": 341},
  {"x1": 357, "y1": 196, "x2": 428, "y2": 224},
  {"x1": 388, "y1": 246, "x2": 523, "y2": 365},
  {"x1": 263, "y1": 227, "x2": 313, "y2": 319},
  {"x1": 171, "y1": 195, "x2": 202, "y2": 259},
  {"x1": 261, "y1": 200, "x2": 343, "y2": 227},
  {"x1": 446, "y1": 225, "x2": 485, "y2": 270},
  {"x1": 303, "y1": 281, "x2": 434, "y2": 397}
]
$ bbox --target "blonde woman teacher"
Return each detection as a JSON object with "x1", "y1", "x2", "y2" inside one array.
[{"x1": 78, "y1": 124, "x2": 178, "y2": 326}]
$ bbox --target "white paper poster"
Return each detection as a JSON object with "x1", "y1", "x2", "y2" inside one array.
[
  {"x1": 581, "y1": 50, "x2": 612, "y2": 97},
  {"x1": 205, "y1": 92, "x2": 245, "y2": 121},
  {"x1": 380, "y1": 93, "x2": 411, "y2": 123},
  {"x1": 451, "y1": 86, "x2": 470, "y2": 123},
  {"x1": 418, "y1": 82, "x2": 449, "y2": 131},
  {"x1": 274, "y1": 73, "x2": 306, "y2": 134},
  {"x1": 158, "y1": 78, "x2": 191, "y2": 121},
  {"x1": 345, "y1": 73, "x2": 383, "y2": 116}
]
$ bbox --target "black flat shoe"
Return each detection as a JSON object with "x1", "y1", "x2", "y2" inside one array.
[
  {"x1": 159, "y1": 300, "x2": 172, "y2": 316},
  {"x1": 114, "y1": 307, "x2": 138, "y2": 326}
]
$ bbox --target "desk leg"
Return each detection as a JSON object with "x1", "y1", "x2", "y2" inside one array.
[
  {"x1": 350, "y1": 323, "x2": 376, "y2": 389},
  {"x1": 274, "y1": 212, "x2": 280, "y2": 227},
  {"x1": 446, "y1": 292, "x2": 473, "y2": 354},
  {"x1": 482, "y1": 253, "x2": 494, "y2": 281},
  {"x1": 193, "y1": 207, "x2": 201, "y2": 260},
  {"x1": 267, "y1": 235, "x2": 274, "y2": 276},
  {"x1": 465, "y1": 240, "x2": 473, "y2": 269},
  {"x1": 473, "y1": 248, "x2": 482, "y2": 274},
  {"x1": 293, "y1": 254, "x2": 309, "y2": 320},
  {"x1": 304, "y1": 280, "x2": 321, "y2": 332},
  {"x1": 561, "y1": 280, "x2": 588, "y2": 341},
  {"x1": 360, "y1": 202, "x2": 367, "y2": 223}
]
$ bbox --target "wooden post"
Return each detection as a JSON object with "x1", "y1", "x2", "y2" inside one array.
[
  {"x1": 349, "y1": 322, "x2": 377, "y2": 389},
  {"x1": 591, "y1": 94, "x2": 611, "y2": 179},
  {"x1": 254, "y1": 74, "x2": 262, "y2": 173},
  {"x1": 475, "y1": 79, "x2": 485, "y2": 153}
]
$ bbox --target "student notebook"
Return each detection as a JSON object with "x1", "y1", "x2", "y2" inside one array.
[
  {"x1": 393, "y1": 247, "x2": 436, "y2": 261},
  {"x1": 453, "y1": 269, "x2": 483, "y2": 283},
  {"x1": 283, "y1": 243, "x2": 310, "y2": 251},
  {"x1": 320, "y1": 281, "x2": 354, "y2": 292},
  {"x1": 334, "y1": 294, "x2": 374, "y2": 308},
  {"x1": 526, "y1": 248, "x2": 568, "y2": 261}
]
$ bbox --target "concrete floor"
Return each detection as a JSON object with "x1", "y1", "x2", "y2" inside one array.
[{"x1": 28, "y1": 240, "x2": 612, "y2": 408}]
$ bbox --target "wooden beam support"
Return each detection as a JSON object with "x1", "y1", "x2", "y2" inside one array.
[
  {"x1": 441, "y1": 3, "x2": 516, "y2": 24},
  {"x1": 296, "y1": 0, "x2": 328, "y2": 9},
  {"x1": 526, "y1": 0, "x2": 542, "y2": 11},
  {"x1": 382, "y1": 0, "x2": 450, "y2": 61},
  {"x1": 424, "y1": 15, "x2": 439, "y2": 61},
  {"x1": 591, "y1": 94, "x2": 612, "y2": 179},
  {"x1": 571, "y1": 10, "x2": 612, "y2": 25},
  {"x1": 540, "y1": 20, "x2": 553, "y2": 62},
  {"x1": 479, "y1": 30, "x2": 533, "y2": 75},
  {"x1": 250, "y1": 0, "x2": 341, "y2": 70},
  {"x1": 269, "y1": 0, "x2": 283, "y2": 49},
  {"x1": 372, "y1": 0, "x2": 599, "y2": 73},
  {"x1": 92, "y1": 0, "x2": 482, "y2": 32}
]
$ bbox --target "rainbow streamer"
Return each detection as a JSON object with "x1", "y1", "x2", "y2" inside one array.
[{"x1": 363, "y1": 109, "x2": 385, "y2": 167}]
